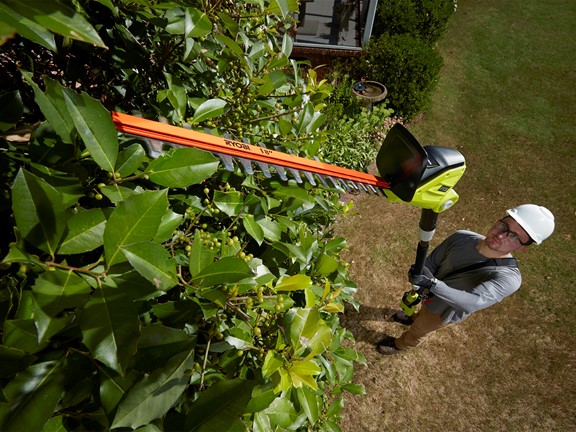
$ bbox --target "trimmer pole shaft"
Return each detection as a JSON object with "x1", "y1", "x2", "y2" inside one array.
[{"x1": 412, "y1": 208, "x2": 439, "y2": 276}]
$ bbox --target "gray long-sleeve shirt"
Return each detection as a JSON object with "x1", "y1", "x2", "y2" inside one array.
[{"x1": 425, "y1": 230, "x2": 522, "y2": 324}]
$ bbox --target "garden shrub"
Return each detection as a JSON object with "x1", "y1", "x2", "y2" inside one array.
[
  {"x1": 324, "y1": 74, "x2": 364, "y2": 123},
  {"x1": 373, "y1": 0, "x2": 456, "y2": 44},
  {"x1": 0, "y1": 1, "x2": 366, "y2": 430},
  {"x1": 360, "y1": 33, "x2": 443, "y2": 121},
  {"x1": 321, "y1": 104, "x2": 403, "y2": 172}
]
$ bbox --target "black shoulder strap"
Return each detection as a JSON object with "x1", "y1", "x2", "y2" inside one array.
[{"x1": 441, "y1": 257, "x2": 518, "y2": 280}]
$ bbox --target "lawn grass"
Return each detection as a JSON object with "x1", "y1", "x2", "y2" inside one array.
[{"x1": 337, "y1": 0, "x2": 576, "y2": 430}]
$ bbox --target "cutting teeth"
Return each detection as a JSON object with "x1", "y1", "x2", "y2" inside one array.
[
  {"x1": 302, "y1": 171, "x2": 317, "y2": 186},
  {"x1": 315, "y1": 174, "x2": 329, "y2": 188},
  {"x1": 215, "y1": 152, "x2": 235, "y2": 171},
  {"x1": 256, "y1": 161, "x2": 272, "y2": 178},
  {"x1": 287, "y1": 168, "x2": 303, "y2": 184},
  {"x1": 238, "y1": 157, "x2": 255, "y2": 175},
  {"x1": 369, "y1": 185, "x2": 380, "y2": 195},
  {"x1": 112, "y1": 112, "x2": 391, "y2": 199},
  {"x1": 142, "y1": 137, "x2": 377, "y2": 195}
]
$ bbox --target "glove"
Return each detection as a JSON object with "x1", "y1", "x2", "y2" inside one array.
[{"x1": 408, "y1": 265, "x2": 437, "y2": 291}]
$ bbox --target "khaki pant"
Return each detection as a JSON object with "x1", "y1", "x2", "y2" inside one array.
[{"x1": 395, "y1": 304, "x2": 450, "y2": 350}]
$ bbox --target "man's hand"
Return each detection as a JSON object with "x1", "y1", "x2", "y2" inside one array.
[{"x1": 408, "y1": 265, "x2": 437, "y2": 291}]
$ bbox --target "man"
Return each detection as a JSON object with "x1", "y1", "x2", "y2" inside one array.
[{"x1": 377, "y1": 204, "x2": 555, "y2": 355}]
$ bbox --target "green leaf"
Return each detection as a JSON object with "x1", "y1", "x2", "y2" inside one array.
[
  {"x1": 0, "y1": 19, "x2": 14, "y2": 48},
  {"x1": 242, "y1": 214, "x2": 264, "y2": 245},
  {"x1": 191, "y1": 98, "x2": 227, "y2": 123},
  {"x1": 271, "y1": 184, "x2": 312, "y2": 202},
  {"x1": 153, "y1": 209, "x2": 183, "y2": 243},
  {"x1": 183, "y1": 378, "x2": 256, "y2": 431},
  {"x1": 63, "y1": 88, "x2": 118, "y2": 172},
  {"x1": 115, "y1": 143, "x2": 146, "y2": 177},
  {"x1": 133, "y1": 324, "x2": 196, "y2": 372},
  {"x1": 262, "y1": 350, "x2": 283, "y2": 378},
  {"x1": 327, "y1": 397, "x2": 344, "y2": 420},
  {"x1": 0, "y1": 90, "x2": 23, "y2": 131},
  {"x1": 162, "y1": 73, "x2": 187, "y2": 121},
  {"x1": 213, "y1": 190, "x2": 244, "y2": 217},
  {"x1": 288, "y1": 360, "x2": 321, "y2": 390},
  {"x1": 12, "y1": 169, "x2": 68, "y2": 255},
  {"x1": 0, "y1": 359, "x2": 65, "y2": 431},
  {"x1": 2, "y1": 244, "x2": 39, "y2": 266},
  {"x1": 2, "y1": 319, "x2": 45, "y2": 353},
  {"x1": 121, "y1": 242, "x2": 178, "y2": 291},
  {"x1": 258, "y1": 71, "x2": 288, "y2": 96},
  {"x1": 188, "y1": 230, "x2": 216, "y2": 277},
  {"x1": 281, "y1": 32, "x2": 293, "y2": 58},
  {"x1": 300, "y1": 321, "x2": 332, "y2": 361},
  {"x1": 0, "y1": 3, "x2": 56, "y2": 51},
  {"x1": 245, "y1": 384, "x2": 276, "y2": 414},
  {"x1": 213, "y1": 33, "x2": 245, "y2": 60},
  {"x1": 111, "y1": 349, "x2": 195, "y2": 429},
  {"x1": 28, "y1": 163, "x2": 84, "y2": 207},
  {"x1": 43, "y1": 415, "x2": 67, "y2": 431},
  {"x1": 191, "y1": 257, "x2": 253, "y2": 288},
  {"x1": 267, "y1": 0, "x2": 296, "y2": 19},
  {"x1": 283, "y1": 308, "x2": 332, "y2": 359},
  {"x1": 4, "y1": 0, "x2": 106, "y2": 47},
  {"x1": 185, "y1": 7, "x2": 212, "y2": 38},
  {"x1": 315, "y1": 253, "x2": 339, "y2": 276},
  {"x1": 321, "y1": 302, "x2": 344, "y2": 313},
  {"x1": 223, "y1": 335, "x2": 253, "y2": 350},
  {"x1": 276, "y1": 274, "x2": 313, "y2": 291},
  {"x1": 113, "y1": 270, "x2": 164, "y2": 302},
  {"x1": 104, "y1": 189, "x2": 168, "y2": 267},
  {"x1": 257, "y1": 216, "x2": 282, "y2": 242},
  {"x1": 151, "y1": 300, "x2": 201, "y2": 329},
  {"x1": 97, "y1": 366, "x2": 140, "y2": 416},
  {"x1": 296, "y1": 102, "x2": 315, "y2": 134},
  {"x1": 0, "y1": 345, "x2": 36, "y2": 379},
  {"x1": 32, "y1": 269, "x2": 92, "y2": 316},
  {"x1": 262, "y1": 397, "x2": 298, "y2": 429},
  {"x1": 22, "y1": 73, "x2": 72, "y2": 143},
  {"x1": 253, "y1": 412, "x2": 272, "y2": 432},
  {"x1": 306, "y1": 111, "x2": 326, "y2": 132},
  {"x1": 59, "y1": 208, "x2": 106, "y2": 254},
  {"x1": 342, "y1": 383, "x2": 366, "y2": 395},
  {"x1": 296, "y1": 386, "x2": 320, "y2": 424},
  {"x1": 146, "y1": 148, "x2": 219, "y2": 188},
  {"x1": 31, "y1": 295, "x2": 72, "y2": 343},
  {"x1": 80, "y1": 284, "x2": 141, "y2": 375},
  {"x1": 216, "y1": 11, "x2": 238, "y2": 37},
  {"x1": 304, "y1": 287, "x2": 316, "y2": 308},
  {"x1": 100, "y1": 184, "x2": 135, "y2": 203},
  {"x1": 283, "y1": 242, "x2": 314, "y2": 265}
]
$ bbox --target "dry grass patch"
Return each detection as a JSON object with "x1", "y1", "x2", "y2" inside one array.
[
  {"x1": 333, "y1": 1, "x2": 575, "y2": 430},
  {"x1": 336, "y1": 194, "x2": 576, "y2": 431}
]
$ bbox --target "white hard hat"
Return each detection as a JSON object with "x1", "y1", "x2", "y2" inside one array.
[{"x1": 506, "y1": 204, "x2": 555, "y2": 245}]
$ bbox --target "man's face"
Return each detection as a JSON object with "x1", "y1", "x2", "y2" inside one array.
[{"x1": 485, "y1": 216, "x2": 531, "y2": 253}]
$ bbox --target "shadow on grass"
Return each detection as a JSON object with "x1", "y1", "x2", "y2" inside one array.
[{"x1": 342, "y1": 304, "x2": 407, "y2": 345}]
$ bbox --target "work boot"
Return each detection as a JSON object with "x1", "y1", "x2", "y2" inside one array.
[
  {"x1": 376, "y1": 336, "x2": 402, "y2": 355},
  {"x1": 392, "y1": 310, "x2": 414, "y2": 325}
]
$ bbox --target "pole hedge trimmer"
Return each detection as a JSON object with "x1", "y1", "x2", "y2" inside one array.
[{"x1": 111, "y1": 112, "x2": 466, "y2": 317}]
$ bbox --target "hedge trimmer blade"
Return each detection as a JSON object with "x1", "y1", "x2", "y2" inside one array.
[{"x1": 111, "y1": 111, "x2": 390, "y2": 196}]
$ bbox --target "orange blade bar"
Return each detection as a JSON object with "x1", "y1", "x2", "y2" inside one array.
[{"x1": 111, "y1": 112, "x2": 390, "y2": 190}]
